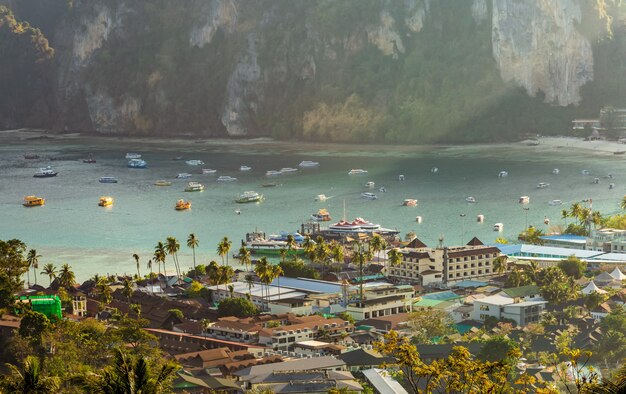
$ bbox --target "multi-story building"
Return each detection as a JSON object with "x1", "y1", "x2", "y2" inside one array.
[
  {"x1": 345, "y1": 284, "x2": 414, "y2": 321},
  {"x1": 205, "y1": 318, "x2": 262, "y2": 344},
  {"x1": 472, "y1": 293, "x2": 546, "y2": 326},
  {"x1": 387, "y1": 237, "x2": 503, "y2": 285},
  {"x1": 258, "y1": 316, "x2": 354, "y2": 351},
  {"x1": 587, "y1": 228, "x2": 626, "y2": 252}
]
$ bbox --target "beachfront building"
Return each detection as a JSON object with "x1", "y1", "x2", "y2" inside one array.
[
  {"x1": 496, "y1": 243, "x2": 626, "y2": 267},
  {"x1": 571, "y1": 119, "x2": 600, "y2": 131},
  {"x1": 345, "y1": 283, "x2": 414, "y2": 321},
  {"x1": 472, "y1": 293, "x2": 546, "y2": 326},
  {"x1": 587, "y1": 228, "x2": 626, "y2": 253}
]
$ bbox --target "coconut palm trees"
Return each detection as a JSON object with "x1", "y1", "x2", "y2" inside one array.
[
  {"x1": 154, "y1": 242, "x2": 167, "y2": 278},
  {"x1": 352, "y1": 241, "x2": 370, "y2": 304},
  {"x1": 369, "y1": 234, "x2": 387, "y2": 265},
  {"x1": 238, "y1": 245, "x2": 251, "y2": 272},
  {"x1": 330, "y1": 241, "x2": 344, "y2": 268},
  {"x1": 493, "y1": 255, "x2": 508, "y2": 276},
  {"x1": 285, "y1": 234, "x2": 296, "y2": 253},
  {"x1": 216, "y1": 265, "x2": 234, "y2": 292},
  {"x1": 206, "y1": 261, "x2": 219, "y2": 285},
  {"x1": 121, "y1": 277, "x2": 134, "y2": 303},
  {"x1": 26, "y1": 249, "x2": 40, "y2": 287},
  {"x1": 387, "y1": 248, "x2": 403, "y2": 273},
  {"x1": 58, "y1": 264, "x2": 75, "y2": 289},
  {"x1": 41, "y1": 263, "x2": 56, "y2": 288},
  {"x1": 217, "y1": 237, "x2": 232, "y2": 266},
  {"x1": 255, "y1": 257, "x2": 272, "y2": 311},
  {"x1": 187, "y1": 233, "x2": 199, "y2": 271},
  {"x1": 96, "y1": 278, "x2": 112, "y2": 309},
  {"x1": 132, "y1": 253, "x2": 141, "y2": 279},
  {"x1": 165, "y1": 237, "x2": 182, "y2": 283},
  {"x1": 272, "y1": 265, "x2": 284, "y2": 301},
  {"x1": 302, "y1": 235, "x2": 315, "y2": 256},
  {"x1": 0, "y1": 356, "x2": 60, "y2": 393}
]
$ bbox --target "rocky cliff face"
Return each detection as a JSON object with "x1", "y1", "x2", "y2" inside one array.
[{"x1": 0, "y1": 0, "x2": 618, "y2": 142}]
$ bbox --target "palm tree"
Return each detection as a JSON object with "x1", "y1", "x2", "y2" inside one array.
[
  {"x1": 302, "y1": 236, "x2": 315, "y2": 255},
  {"x1": 41, "y1": 263, "x2": 56, "y2": 288},
  {"x1": 166, "y1": 237, "x2": 182, "y2": 283},
  {"x1": 330, "y1": 241, "x2": 345, "y2": 268},
  {"x1": 146, "y1": 259, "x2": 154, "y2": 294},
  {"x1": 206, "y1": 261, "x2": 219, "y2": 285},
  {"x1": 561, "y1": 209, "x2": 569, "y2": 227},
  {"x1": 186, "y1": 233, "x2": 199, "y2": 272},
  {"x1": 352, "y1": 241, "x2": 370, "y2": 304},
  {"x1": 26, "y1": 249, "x2": 40, "y2": 287},
  {"x1": 0, "y1": 356, "x2": 60, "y2": 393},
  {"x1": 96, "y1": 278, "x2": 112, "y2": 309},
  {"x1": 387, "y1": 248, "x2": 403, "y2": 274},
  {"x1": 285, "y1": 234, "x2": 296, "y2": 253},
  {"x1": 154, "y1": 242, "x2": 167, "y2": 278},
  {"x1": 217, "y1": 237, "x2": 232, "y2": 266},
  {"x1": 369, "y1": 234, "x2": 386, "y2": 265},
  {"x1": 79, "y1": 348, "x2": 178, "y2": 394},
  {"x1": 255, "y1": 257, "x2": 271, "y2": 311},
  {"x1": 228, "y1": 284, "x2": 234, "y2": 298},
  {"x1": 121, "y1": 277, "x2": 134, "y2": 303},
  {"x1": 132, "y1": 253, "x2": 141, "y2": 279},
  {"x1": 279, "y1": 248, "x2": 287, "y2": 264},
  {"x1": 493, "y1": 255, "x2": 508, "y2": 275},
  {"x1": 238, "y1": 246, "x2": 251, "y2": 272},
  {"x1": 621, "y1": 195, "x2": 626, "y2": 211},
  {"x1": 570, "y1": 202, "x2": 582, "y2": 224},
  {"x1": 591, "y1": 211, "x2": 603, "y2": 229},
  {"x1": 245, "y1": 274, "x2": 255, "y2": 296},
  {"x1": 58, "y1": 264, "x2": 75, "y2": 289},
  {"x1": 216, "y1": 265, "x2": 234, "y2": 292},
  {"x1": 272, "y1": 265, "x2": 284, "y2": 302}
]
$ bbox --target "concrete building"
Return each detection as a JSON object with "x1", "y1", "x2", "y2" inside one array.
[
  {"x1": 258, "y1": 317, "x2": 354, "y2": 351},
  {"x1": 345, "y1": 284, "x2": 414, "y2": 321},
  {"x1": 472, "y1": 293, "x2": 546, "y2": 326},
  {"x1": 205, "y1": 319, "x2": 262, "y2": 344},
  {"x1": 587, "y1": 228, "x2": 626, "y2": 252}
]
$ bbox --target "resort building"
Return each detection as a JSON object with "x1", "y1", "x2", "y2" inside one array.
[
  {"x1": 472, "y1": 293, "x2": 546, "y2": 326},
  {"x1": 497, "y1": 243, "x2": 626, "y2": 267},
  {"x1": 587, "y1": 228, "x2": 626, "y2": 253},
  {"x1": 571, "y1": 119, "x2": 600, "y2": 131},
  {"x1": 205, "y1": 318, "x2": 262, "y2": 344},
  {"x1": 257, "y1": 316, "x2": 354, "y2": 351},
  {"x1": 345, "y1": 283, "x2": 415, "y2": 321},
  {"x1": 540, "y1": 234, "x2": 588, "y2": 250}
]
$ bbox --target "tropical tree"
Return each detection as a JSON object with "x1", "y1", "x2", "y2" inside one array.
[
  {"x1": 79, "y1": 347, "x2": 178, "y2": 394},
  {"x1": 369, "y1": 234, "x2": 387, "y2": 265},
  {"x1": 493, "y1": 255, "x2": 508, "y2": 275},
  {"x1": 0, "y1": 356, "x2": 60, "y2": 393},
  {"x1": 217, "y1": 237, "x2": 232, "y2": 266},
  {"x1": 122, "y1": 277, "x2": 134, "y2": 303},
  {"x1": 26, "y1": 249, "x2": 40, "y2": 287},
  {"x1": 285, "y1": 234, "x2": 296, "y2": 253},
  {"x1": 279, "y1": 248, "x2": 287, "y2": 265},
  {"x1": 216, "y1": 265, "x2": 234, "y2": 292},
  {"x1": 186, "y1": 233, "x2": 199, "y2": 271},
  {"x1": 330, "y1": 241, "x2": 345, "y2": 268},
  {"x1": 245, "y1": 273, "x2": 255, "y2": 296},
  {"x1": 313, "y1": 237, "x2": 330, "y2": 278},
  {"x1": 154, "y1": 242, "x2": 167, "y2": 277},
  {"x1": 562, "y1": 209, "x2": 569, "y2": 226},
  {"x1": 558, "y1": 255, "x2": 587, "y2": 279},
  {"x1": 254, "y1": 257, "x2": 272, "y2": 311},
  {"x1": 146, "y1": 259, "x2": 153, "y2": 280},
  {"x1": 587, "y1": 363, "x2": 626, "y2": 393},
  {"x1": 41, "y1": 263, "x2": 56, "y2": 287},
  {"x1": 165, "y1": 236, "x2": 182, "y2": 283},
  {"x1": 206, "y1": 261, "x2": 219, "y2": 285},
  {"x1": 58, "y1": 264, "x2": 76, "y2": 289},
  {"x1": 96, "y1": 278, "x2": 112, "y2": 309},
  {"x1": 387, "y1": 248, "x2": 403, "y2": 272},
  {"x1": 571, "y1": 202, "x2": 583, "y2": 223},
  {"x1": 302, "y1": 235, "x2": 315, "y2": 255},
  {"x1": 238, "y1": 245, "x2": 251, "y2": 272},
  {"x1": 272, "y1": 265, "x2": 284, "y2": 301},
  {"x1": 132, "y1": 253, "x2": 141, "y2": 279},
  {"x1": 621, "y1": 195, "x2": 626, "y2": 211}
]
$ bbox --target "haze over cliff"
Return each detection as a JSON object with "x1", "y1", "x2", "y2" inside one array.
[{"x1": 1, "y1": 0, "x2": 624, "y2": 143}]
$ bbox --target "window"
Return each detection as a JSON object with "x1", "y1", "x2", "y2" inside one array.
[
  {"x1": 480, "y1": 314, "x2": 490, "y2": 320},
  {"x1": 480, "y1": 305, "x2": 489, "y2": 311}
]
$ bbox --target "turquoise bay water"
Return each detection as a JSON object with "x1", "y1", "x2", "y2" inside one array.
[{"x1": 1, "y1": 138, "x2": 625, "y2": 281}]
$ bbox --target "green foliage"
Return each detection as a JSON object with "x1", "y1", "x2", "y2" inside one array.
[
  {"x1": 557, "y1": 255, "x2": 587, "y2": 279},
  {"x1": 0, "y1": 239, "x2": 29, "y2": 309},
  {"x1": 537, "y1": 266, "x2": 579, "y2": 304},
  {"x1": 563, "y1": 223, "x2": 589, "y2": 236},
  {"x1": 279, "y1": 258, "x2": 320, "y2": 279},
  {"x1": 167, "y1": 308, "x2": 184, "y2": 319},
  {"x1": 217, "y1": 297, "x2": 258, "y2": 318},
  {"x1": 603, "y1": 214, "x2": 626, "y2": 230},
  {"x1": 478, "y1": 335, "x2": 520, "y2": 362},
  {"x1": 408, "y1": 307, "x2": 457, "y2": 344},
  {"x1": 336, "y1": 311, "x2": 355, "y2": 325},
  {"x1": 18, "y1": 310, "x2": 51, "y2": 347}
]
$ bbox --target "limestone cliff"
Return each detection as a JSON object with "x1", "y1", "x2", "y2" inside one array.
[{"x1": 0, "y1": 0, "x2": 621, "y2": 143}]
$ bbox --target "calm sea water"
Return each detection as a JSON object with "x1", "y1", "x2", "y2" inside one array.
[{"x1": 1, "y1": 137, "x2": 624, "y2": 281}]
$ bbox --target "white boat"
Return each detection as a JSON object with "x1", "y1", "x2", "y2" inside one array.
[
  {"x1": 493, "y1": 223, "x2": 504, "y2": 232},
  {"x1": 185, "y1": 182, "x2": 204, "y2": 192},
  {"x1": 176, "y1": 173, "x2": 193, "y2": 179},
  {"x1": 609, "y1": 183, "x2": 615, "y2": 189},
  {"x1": 236, "y1": 191, "x2": 263, "y2": 203},
  {"x1": 315, "y1": 194, "x2": 328, "y2": 201},
  {"x1": 217, "y1": 176, "x2": 237, "y2": 182},
  {"x1": 593, "y1": 177, "x2": 600, "y2": 184},
  {"x1": 431, "y1": 167, "x2": 438, "y2": 173},
  {"x1": 465, "y1": 196, "x2": 476, "y2": 203},
  {"x1": 154, "y1": 180, "x2": 172, "y2": 186},
  {"x1": 552, "y1": 169, "x2": 560, "y2": 175},
  {"x1": 581, "y1": 169, "x2": 591, "y2": 175},
  {"x1": 537, "y1": 182, "x2": 550, "y2": 189},
  {"x1": 327, "y1": 217, "x2": 399, "y2": 236},
  {"x1": 519, "y1": 196, "x2": 530, "y2": 204},
  {"x1": 299, "y1": 160, "x2": 320, "y2": 168},
  {"x1": 266, "y1": 170, "x2": 282, "y2": 177},
  {"x1": 99, "y1": 176, "x2": 118, "y2": 183},
  {"x1": 548, "y1": 199, "x2": 562, "y2": 206},
  {"x1": 186, "y1": 159, "x2": 205, "y2": 166},
  {"x1": 498, "y1": 171, "x2": 508, "y2": 178},
  {"x1": 379, "y1": 187, "x2": 387, "y2": 193},
  {"x1": 361, "y1": 192, "x2": 377, "y2": 200},
  {"x1": 398, "y1": 175, "x2": 405, "y2": 181},
  {"x1": 349, "y1": 169, "x2": 368, "y2": 175},
  {"x1": 311, "y1": 208, "x2": 332, "y2": 221},
  {"x1": 280, "y1": 167, "x2": 298, "y2": 174},
  {"x1": 403, "y1": 199, "x2": 418, "y2": 207},
  {"x1": 125, "y1": 153, "x2": 141, "y2": 159},
  {"x1": 33, "y1": 166, "x2": 58, "y2": 178},
  {"x1": 240, "y1": 165, "x2": 252, "y2": 171},
  {"x1": 127, "y1": 159, "x2": 147, "y2": 168},
  {"x1": 202, "y1": 168, "x2": 217, "y2": 174},
  {"x1": 364, "y1": 181, "x2": 375, "y2": 188}
]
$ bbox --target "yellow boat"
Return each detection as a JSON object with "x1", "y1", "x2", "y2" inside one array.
[
  {"x1": 175, "y1": 199, "x2": 191, "y2": 210},
  {"x1": 23, "y1": 196, "x2": 45, "y2": 207},
  {"x1": 154, "y1": 180, "x2": 172, "y2": 186},
  {"x1": 98, "y1": 196, "x2": 114, "y2": 207}
]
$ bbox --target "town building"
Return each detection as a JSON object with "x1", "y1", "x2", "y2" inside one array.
[
  {"x1": 472, "y1": 293, "x2": 546, "y2": 326},
  {"x1": 257, "y1": 316, "x2": 354, "y2": 352},
  {"x1": 540, "y1": 234, "x2": 588, "y2": 249},
  {"x1": 571, "y1": 119, "x2": 600, "y2": 131},
  {"x1": 587, "y1": 228, "x2": 626, "y2": 252},
  {"x1": 205, "y1": 318, "x2": 262, "y2": 344},
  {"x1": 345, "y1": 283, "x2": 414, "y2": 321}
]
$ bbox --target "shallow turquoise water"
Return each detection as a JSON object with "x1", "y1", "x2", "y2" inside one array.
[{"x1": 1, "y1": 140, "x2": 624, "y2": 281}]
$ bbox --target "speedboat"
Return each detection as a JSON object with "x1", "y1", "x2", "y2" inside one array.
[
  {"x1": 82, "y1": 154, "x2": 96, "y2": 163},
  {"x1": 349, "y1": 169, "x2": 368, "y2": 175},
  {"x1": 311, "y1": 208, "x2": 332, "y2": 221},
  {"x1": 240, "y1": 165, "x2": 252, "y2": 171},
  {"x1": 299, "y1": 161, "x2": 320, "y2": 168},
  {"x1": 186, "y1": 159, "x2": 204, "y2": 166},
  {"x1": 127, "y1": 159, "x2": 147, "y2": 168},
  {"x1": 280, "y1": 167, "x2": 298, "y2": 174},
  {"x1": 610, "y1": 183, "x2": 616, "y2": 189},
  {"x1": 154, "y1": 180, "x2": 172, "y2": 186},
  {"x1": 493, "y1": 223, "x2": 504, "y2": 231},
  {"x1": 379, "y1": 187, "x2": 387, "y2": 193},
  {"x1": 403, "y1": 199, "x2": 418, "y2": 207},
  {"x1": 315, "y1": 194, "x2": 328, "y2": 201},
  {"x1": 236, "y1": 191, "x2": 263, "y2": 203},
  {"x1": 361, "y1": 192, "x2": 378, "y2": 200},
  {"x1": 176, "y1": 173, "x2": 193, "y2": 179},
  {"x1": 607, "y1": 173, "x2": 614, "y2": 179},
  {"x1": 498, "y1": 171, "x2": 508, "y2": 178},
  {"x1": 98, "y1": 196, "x2": 114, "y2": 207},
  {"x1": 398, "y1": 174, "x2": 405, "y2": 181},
  {"x1": 23, "y1": 196, "x2": 45, "y2": 207},
  {"x1": 202, "y1": 168, "x2": 217, "y2": 174},
  {"x1": 548, "y1": 199, "x2": 562, "y2": 206},
  {"x1": 537, "y1": 182, "x2": 550, "y2": 189},
  {"x1": 431, "y1": 167, "x2": 438, "y2": 173},
  {"x1": 99, "y1": 176, "x2": 118, "y2": 183},
  {"x1": 465, "y1": 196, "x2": 476, "y2": 203},
  {"x1": 125, "y1": 153, "x2": 141, "y2": 159},
  {"x1": 217, "y1": 176, "x2": 237, "y2": 182},
  {"x1": 262, "y1": 182, "x2": 280, "y2": 187},
  {"x1": 552, "y1": 168, "x2": 560, "y2": 175},
  {"x1": 364, "y1": 181, "x2": 375, "y2": 188},
  {"x1": 581, "y1": 169, "x2": 591, "y2": 175},
  {"x1": 185, "y1": 182, "x2": 204, "y2": 192},
  {"x1": 519, "y1": 196, "x2": 530, "y2": 204},
  {"x1": 33, "y1": 166, "x2": 58, "y2": 178},
  {"x1": 593, "y1": 178, "x2": 600, "y2": 184},
  {"x1": 266, "y1": 170, "x2": 282, "y2": 177},
  {"x1": 175, "y1": 199, "x2": 191, "y2": 210}
]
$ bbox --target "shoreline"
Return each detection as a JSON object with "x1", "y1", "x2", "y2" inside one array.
[{"x1": 3, "y1": 129, "x2": 626, "y2": 158}]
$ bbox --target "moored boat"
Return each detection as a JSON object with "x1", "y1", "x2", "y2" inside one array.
[
  {"x1": 98, "y1": 196, "x2": 114, "y2": 207},
  {"x1": 217, "y1": 176, "x2": 238, "y2": 182},
  {"x1": 125, "y1": 153, "x2": 141, "y2": 159},
  {"x1": 23, "y1": 196, "x2": 45, "y2": 207},
  {"x1": 245, "y1": 239, "x2": 305, "y2": 256},
  {"x1": 315, "y1": 194, "x2": 328, "y2": 201},
  {"x1": 240, "y1": 165, "x2": 252, "y2": 171},
  {"x1": 361, "y1": 192, "x2": 378, "y2": 200},
  {"x1": 349, "y1": 169, "x2": 368, "y2": 175},
  {"x1": 552, "y1": 168, "x2": 560, "y2": 174},
  {"x1": 202, "y1": 168, "x2": 217, "y2": 174},
  {"x1": 127, "y1": 159, "x2": 147, "y2": 168},
  {"x1": 236, "y1": 191, "x2": 263, "y2": 203},
  {"x1": 154, "y1": 180, "x2": 172, "y2": 186},
  {"x1": 493, "y1": 223, "x2": 504, "y2": 231},
  {"x1": 498, "y1": 171, "x2": 508, "y2": 178},
  {"x1": 176, "y1": 173, "x2": 192, "y2": 179},
  {"x1": 185, "y1": 182, "x2": 204, "y2": 192},
  {"x1": 398, "y1": 174, "x2": 405, "y2": 181},
  {"x1": 364, "y1": 181, "x2": 375, "y2": 188},
  {"x1": 280, "y1": 167, "x2": 298, "y2": 174},
  {"x1": 519, "y1": 196, "x2": 530, "y2": 204},
  {"x1": 403, "y1": 199, "x2": 418, "y2": 207},
  {"x1": 186, "y1": 159, "x2": 204, "y2": 166},
  {"x1": 262, "y1": 182, "x2": 280, "y2": 187},
  {"x1": 175, "y1": 199, "x2": 191, "y2": 210},
  {"x1": 431, "y1": 167, "x2": 438, "y2": 173},
  {"x1": 33, "y1": 166, "x2": 58, "y2": 178},
  {"x1": 537, "y1": 182, "x2": 550, "y2": 189},
  {"x1": 311, "y1": 208, "x2": 332, "y2": 221},
  {"x1": 548, "y1": 199, "x2": 562, "y2": 206},
  {"x1": 299, "y1": 160, "x2": 320, "y2": 168},
  {"x1": 266, "y1": 170, "x2": 282, "y2": 177},
  {"x1": 82, "y1": 154, "x2": 96, "y2": 163},
  {"x1": 581, "y1": 169, "x2": 591, "y2": 175},
  {"x1": 99, "y1": 176, "x2": 118, "y2": 183},
  {"x1": 465, "y1": 196, "x2": 476, "y2": 203}
]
